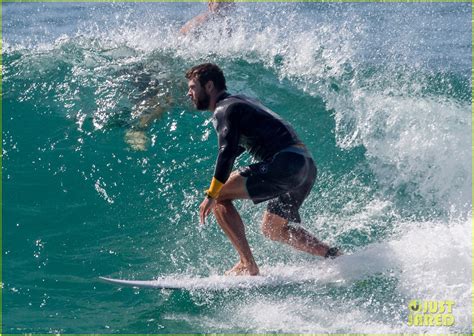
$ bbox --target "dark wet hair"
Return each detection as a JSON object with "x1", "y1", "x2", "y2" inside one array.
[{"x1": 185, "y1": 63, "x2": 227, "y2": 91}]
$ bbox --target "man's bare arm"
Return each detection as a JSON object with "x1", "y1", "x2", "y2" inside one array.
[{"x1": 180, "y1": 12, "x2": 210, "y2": 35}]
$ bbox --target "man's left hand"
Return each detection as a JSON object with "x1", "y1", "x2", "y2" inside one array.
[{"x1": 199, "y1": 197, "x2": 216, "y2": 225}]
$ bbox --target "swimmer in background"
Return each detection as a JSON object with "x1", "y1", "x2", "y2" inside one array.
[
  {"x1": 180, "y1": 0, "x2": 235, "y2": 35},
  {"x1": 124, "y1": 74, "x2": 173, "y2": 151},
  {"x1": 124, "y1": 95, "x2": 171, "y2": 151}
]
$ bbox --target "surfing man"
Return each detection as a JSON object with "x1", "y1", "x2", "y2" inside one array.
[
  {"x1": 186, "y1": 63, "x2": 341, "y2": 276},
  {"x1": 180, "y1": 0, "x2": 234, "y2": 35}
]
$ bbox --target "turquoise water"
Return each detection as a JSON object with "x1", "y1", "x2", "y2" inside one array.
[{"x1": 2, "y1": 2, "x2": 472, "y2": 333}]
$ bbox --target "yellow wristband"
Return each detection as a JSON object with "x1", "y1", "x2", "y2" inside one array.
[{"x1": 206, "y1": 177, "x2": 224, "y2": 199}]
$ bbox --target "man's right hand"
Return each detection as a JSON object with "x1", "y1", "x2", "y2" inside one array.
[{"x1": 199, "y1": 196, "x2": 216, "y2": 225}]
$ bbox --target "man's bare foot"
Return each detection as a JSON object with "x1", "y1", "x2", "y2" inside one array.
[{"x1": 224, "y1": 261, "x2": 259, "y2": 276}]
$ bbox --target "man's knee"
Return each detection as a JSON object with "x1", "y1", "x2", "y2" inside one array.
[{"x1": 215, "y1": 172, "x2": 249, "y2": 202}]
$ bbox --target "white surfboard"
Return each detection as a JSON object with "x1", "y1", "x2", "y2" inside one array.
[
  {"x1": 99, "y1": 273, "x2": 313, "y2": 290},
  {"x1": 99, "y1": 247, "x2": 400, "y2": 291}
]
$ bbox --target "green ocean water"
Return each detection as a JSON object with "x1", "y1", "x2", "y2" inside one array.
[{"x1": 2, "y1": 2, "x2": 472, "y2": 333}]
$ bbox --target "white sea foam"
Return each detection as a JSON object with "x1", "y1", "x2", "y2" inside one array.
[{"x1": 176, "y1": 219, "x2": 471, "y2": 333}]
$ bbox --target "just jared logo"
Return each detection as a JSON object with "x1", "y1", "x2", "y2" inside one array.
[{"x1": 408, "y1": 300, "x2": 455, "y2": 327}]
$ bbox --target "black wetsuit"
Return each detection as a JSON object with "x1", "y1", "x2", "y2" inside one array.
[{"x1": 212, "y1": 92, "x2": 317, "y2": 223}]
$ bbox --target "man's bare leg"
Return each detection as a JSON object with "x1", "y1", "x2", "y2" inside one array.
[
  {"x1": 212, "y1": 173, "x2": 260, "y2": 276},
  {"x1": 213, "y1": 200, "x2": 259, "y2": 275},
  {"x1": 261, "y1": 211, "x2": 342, "y2": 257}
]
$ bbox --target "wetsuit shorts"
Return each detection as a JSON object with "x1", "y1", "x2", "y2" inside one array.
[{"x1": 238, "y1": 146, "x2": 317, "y2": 223}]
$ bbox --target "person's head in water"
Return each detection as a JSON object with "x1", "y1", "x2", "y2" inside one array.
[
  {"x1": 186, "y1": 63, "x2": 227, "y2": 111},
  {"x1": 208, "y1": 0, "x2": 234, "y2": 14}
]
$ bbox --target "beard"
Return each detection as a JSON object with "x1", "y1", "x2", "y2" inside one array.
[{"x1": 194, "y1": 91, "x2": 210, "y2": 110}]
